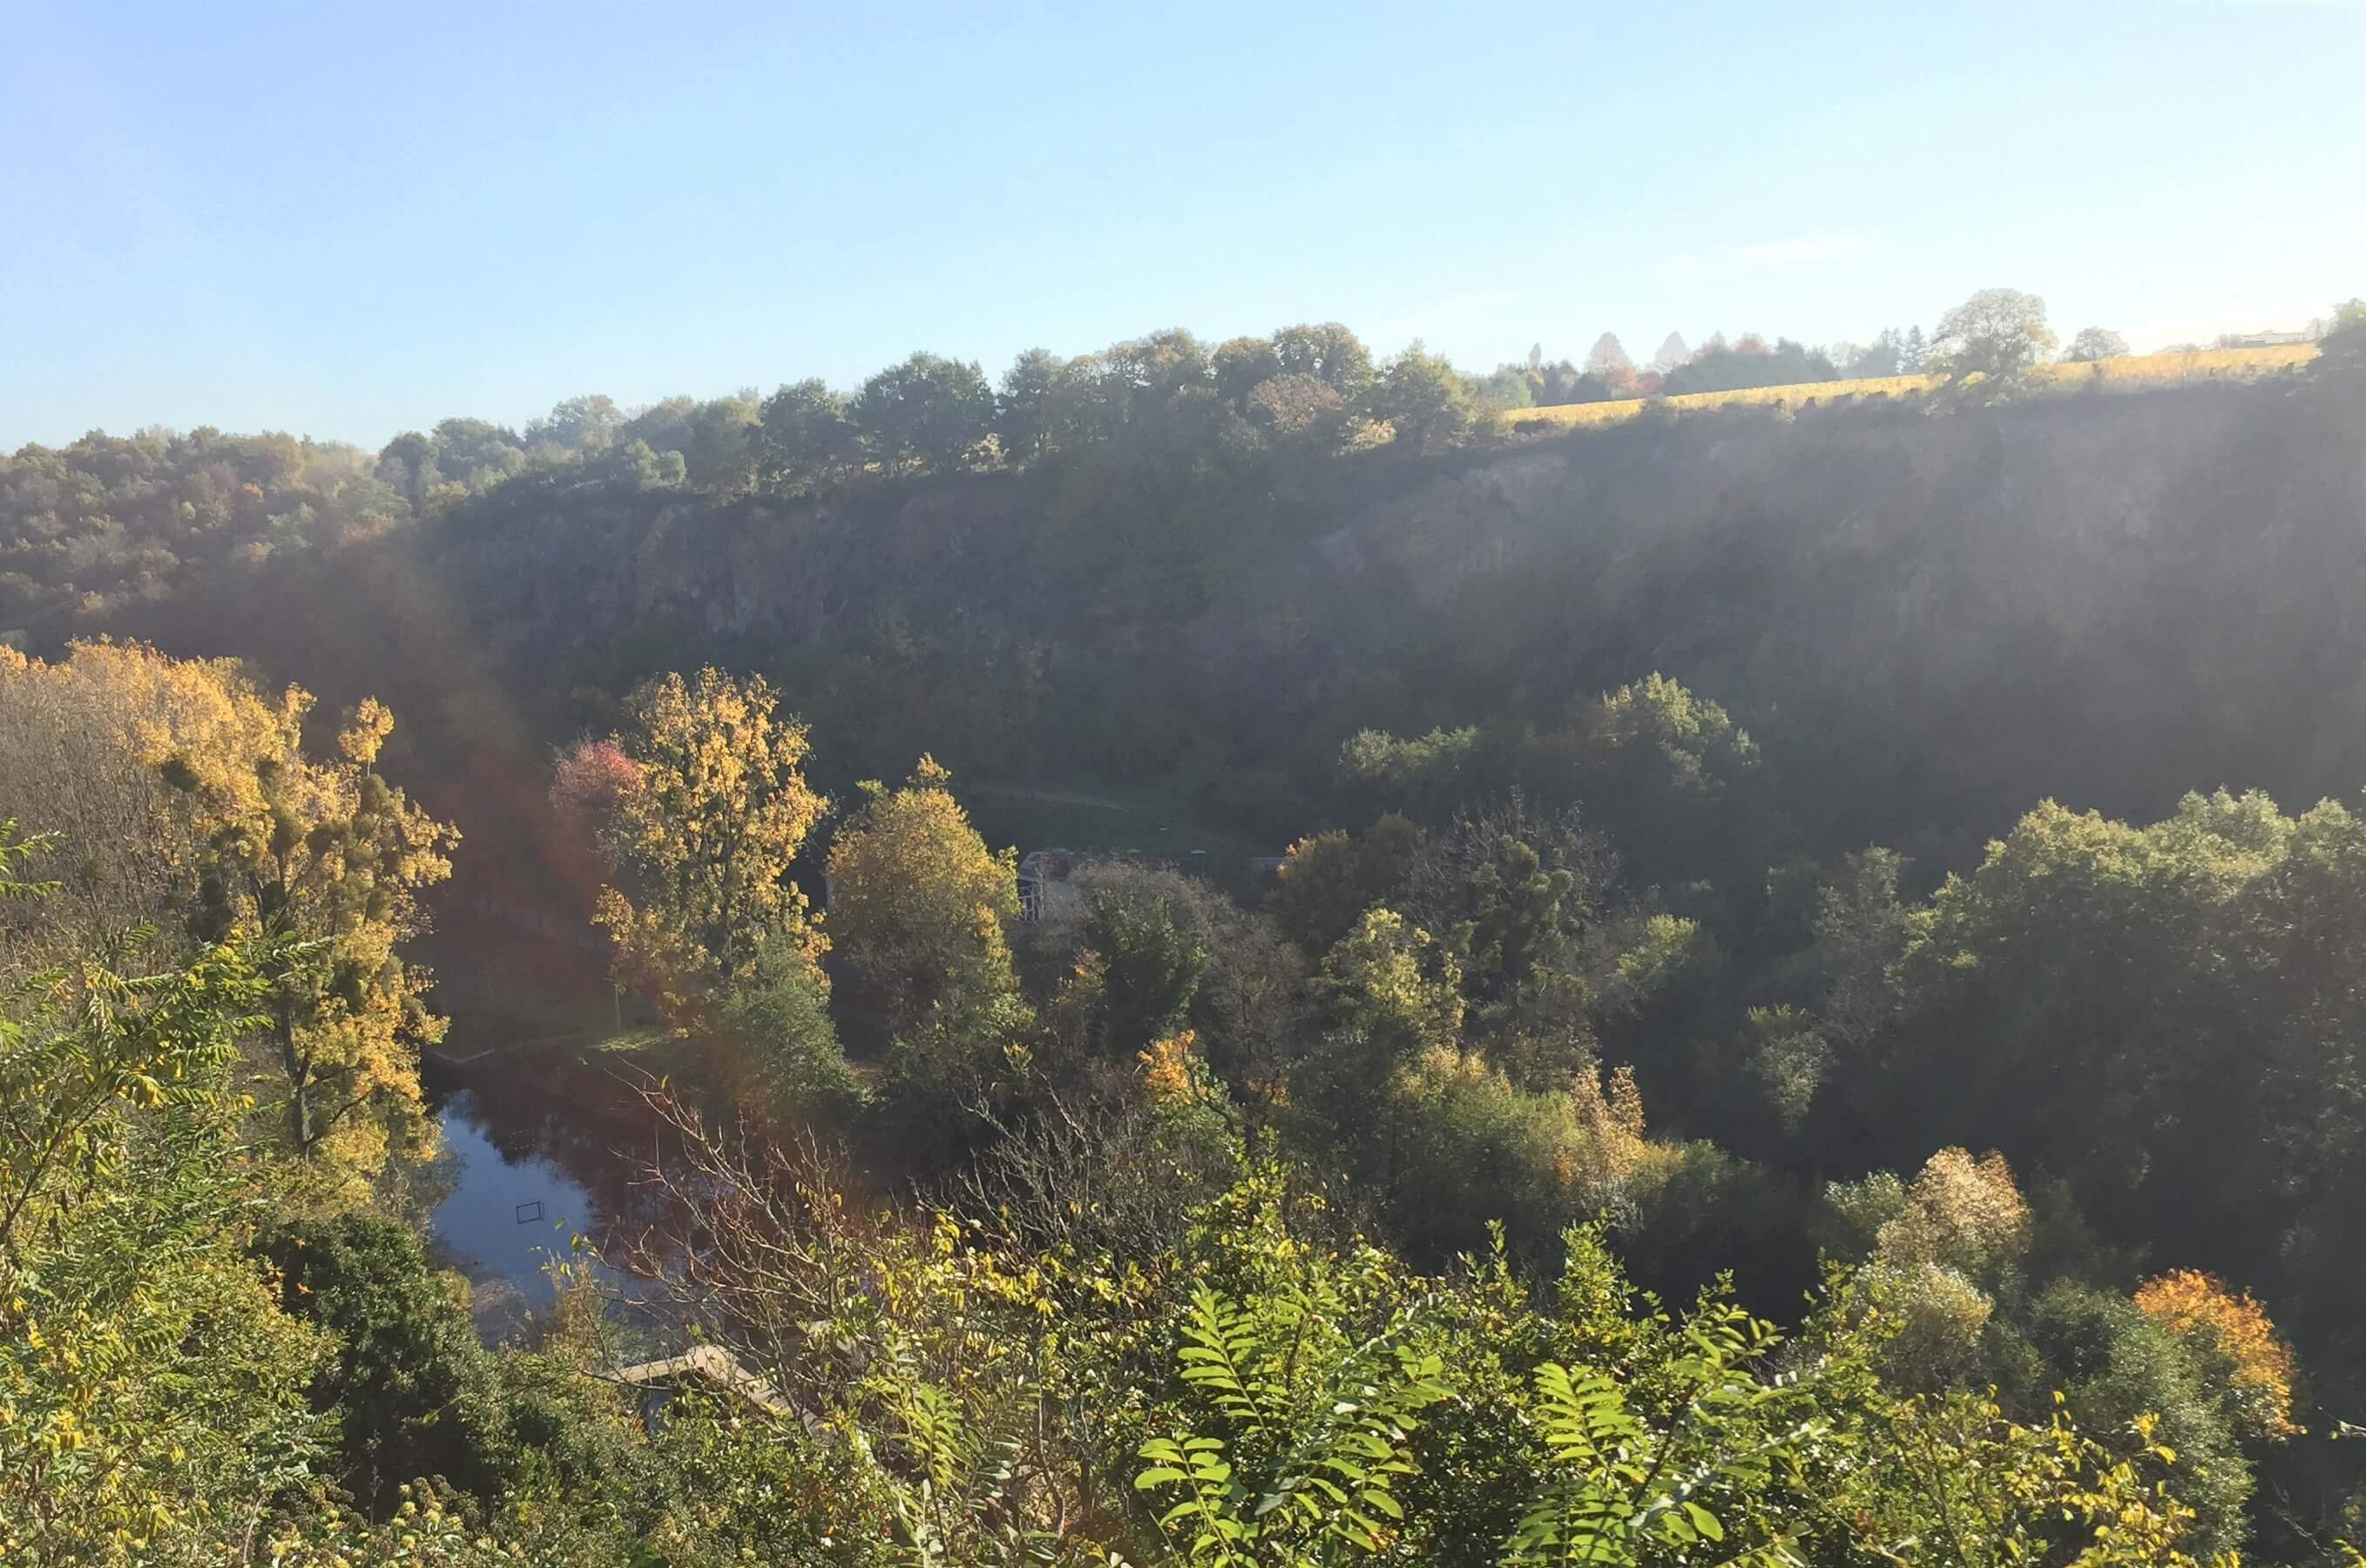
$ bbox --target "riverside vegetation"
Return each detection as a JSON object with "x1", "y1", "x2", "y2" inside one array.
[{"x1": 4, "y1": 292, "x2": 2366, "y2": 1564}]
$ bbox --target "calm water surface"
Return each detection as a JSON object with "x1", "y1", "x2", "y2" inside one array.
[
  {"x1": 430, "y1": 1090, "x2": 607, "y2": 1328},
  {"x1": 424, "y1": 1051, "x2": 669, "y2": 1336}
]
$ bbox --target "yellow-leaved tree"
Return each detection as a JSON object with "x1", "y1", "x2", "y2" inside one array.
[
  {"x1": 593, "y1": 667, "x2": 829, "y2": 1028},
  {"x1": 193, "y1": 693, "x2": 457, "y2": 1198},
  {"x1": 1836, "y1": 1146, "x2": 2034, "y2": 1391},
  {"x1": 825, "y1": 756, "x2": 1029, "y2": 1152},
  {"x1": 0, "y1": 640, "x2": 456, "y2": 1209},
  {"x1": 823, "y1": 754, "x2": 1020, "y2": 1037},
  {"x1": 0, "y1": 641, "x2": 289, "y2": 972}
]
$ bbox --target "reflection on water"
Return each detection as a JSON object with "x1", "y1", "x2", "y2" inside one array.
[
  {"x1": 425, "y1": 1051, "x2": 673, "y2": 1338},
  {"x1": 430, "y1": 1090, "x2": 606, "y2": 1333}
]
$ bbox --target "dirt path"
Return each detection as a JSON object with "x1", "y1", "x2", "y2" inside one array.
[{"x1": 966, "y1": 781, "x2": 1146, "y2": 813}]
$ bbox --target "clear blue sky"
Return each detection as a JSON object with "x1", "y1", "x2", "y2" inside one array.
[{"x1": 5, "y1": 0, "x2": 2361, "y2": 450}]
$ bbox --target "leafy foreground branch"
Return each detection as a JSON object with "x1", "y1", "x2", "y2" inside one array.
[
  {"x1": 443, "y1": 1085, "x2": 2216, "y2": 1568},
  {"x1": 1131, "y1": 1244, "x2": 2208, "y2": 1568},
  {"x1": 0, "y1": 794, "x2": 2283, "y2": 1565},
  {"x1": 0, "y1": 947, "x2": 2252, "y2": 1568}
]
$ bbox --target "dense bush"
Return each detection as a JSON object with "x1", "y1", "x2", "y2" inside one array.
[{"x1": 264, "y1": 1214, "x2": 529, "y2": 1511}]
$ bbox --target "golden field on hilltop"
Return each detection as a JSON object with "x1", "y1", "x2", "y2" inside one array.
[{"x1": 1496, "y1": 342, "x2": 2320, "y2": 429}]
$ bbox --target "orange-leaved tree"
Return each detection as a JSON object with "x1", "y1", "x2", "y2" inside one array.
[{"x1": 2135, "y1": 1269, "x2": 2302, "y2": 1441}]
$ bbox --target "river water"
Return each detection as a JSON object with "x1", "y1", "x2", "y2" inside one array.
[
  {"x1": 422, "y1": 1050, "x2": 669, "y2": 1339},
  {"x1": 429, "y1": 1089, "x2": 606, "y2": 1332}
]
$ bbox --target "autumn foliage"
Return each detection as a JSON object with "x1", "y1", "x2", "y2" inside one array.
[
  {"x1": 547, "y1": 735, "x2": 641, "y2": 873},
  {"x1": 0, "y1": 640, "x2": 456, "y2": 1207},
  {"x1": 2135, "y1": 1269, "x2": 2302, "y2": 1440},
  {"x1": 822, "y1": 754, "x2": 1021, "y2": 1039},
  {"x1": 592, "y1": 667, "x2": 828, "y2": 1029}
]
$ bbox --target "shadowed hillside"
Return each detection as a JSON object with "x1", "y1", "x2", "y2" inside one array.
[{"x1": 80, "y1": 374, "x2": 2360, "y2": 888}]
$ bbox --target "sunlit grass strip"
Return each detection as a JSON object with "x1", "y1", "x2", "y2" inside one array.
[
  {"x1": 1494, "y1": 343, "x2": 2319, "y2": 430},
  {"x1": 2058, "y1": 341, "x2": 2315, "y2": 383}
]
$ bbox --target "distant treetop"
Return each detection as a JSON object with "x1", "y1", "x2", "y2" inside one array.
[{"x1": 2064, "y1": 327, "x2": 2131, "y2": 364}]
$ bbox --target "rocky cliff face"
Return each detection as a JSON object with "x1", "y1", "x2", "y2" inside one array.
[
  {"x1": 126, "y1": 376, "x2": 2366, "y2": 860},
  {"x1": 1166, "y1": 382, "x2": 2366, "y2": 846}
]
